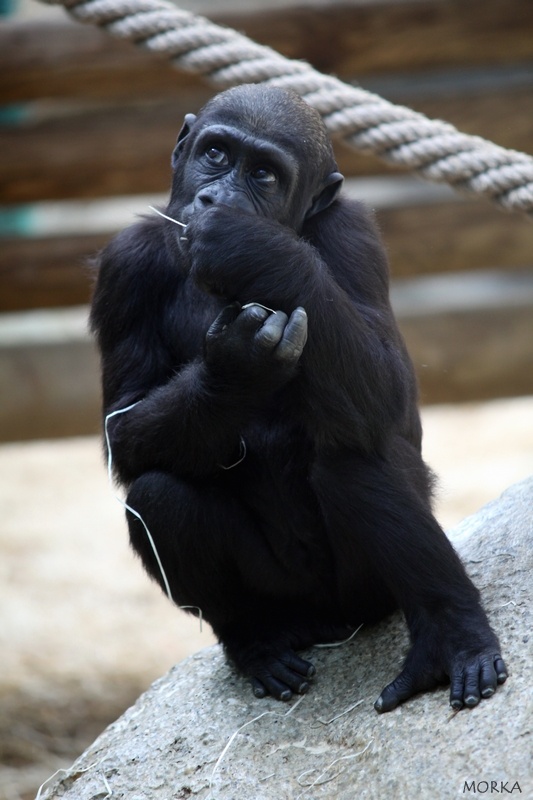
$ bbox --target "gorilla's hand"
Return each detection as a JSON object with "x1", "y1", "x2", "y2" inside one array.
[
  {"x1": 185, "y1": 206, "x2": 297, "y2": 303},
  {"x1": 204, "y1": 303, "x2": 307, "y2": 397}
]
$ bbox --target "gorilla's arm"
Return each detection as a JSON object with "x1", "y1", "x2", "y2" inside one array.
[
  {"x1": 90, "y1": 221, "x2": 306, "y2": 484},
  {"x1": 186, "y1": 198, "x2": 416, "y2": 453}
]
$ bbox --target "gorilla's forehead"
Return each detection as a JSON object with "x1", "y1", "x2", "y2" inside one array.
[{"x1": 198, "y1": 87, "x2": 334, "y2": 166}]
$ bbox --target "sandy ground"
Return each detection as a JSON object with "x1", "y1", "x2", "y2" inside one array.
[{"x1": 1, "y1": 395, "x2": 532, "y2": 800}]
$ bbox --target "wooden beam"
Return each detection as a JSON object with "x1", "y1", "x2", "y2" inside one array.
[
  {"x1": 0, "y1": 308, "x2": 100, "y2": 441},
  {"x1": 0, "y1": 19, "x2": 201, "y2": 104},
  {"x1": 0, "y1": 233, "x2": 106, "y2": 312},
  {"x1": 0, "y1": 100, "x2": 204, "y2": 203},
  {"x1": 377, "y1": 201, "x2": 533, "y2": 279},
  {"x1": 2, "y1": 1, "x2": 533, "y2": 102},
  {"x1": 218, "y1": 0, "x2": 533, "y2": 78},
  {"x1": 400, "y1": 304, "x2": 533, "y2": 404},
  {"x1": 393, "y1": 269, "x2": 533, "y2": 404}
]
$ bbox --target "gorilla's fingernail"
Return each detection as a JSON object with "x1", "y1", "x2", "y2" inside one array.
[{"x1": 464, "y1": 695, "x2": 479, "y2": 707}]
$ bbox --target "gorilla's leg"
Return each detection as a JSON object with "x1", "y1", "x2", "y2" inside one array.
[
  {"x1": 126, "y1": 471, "x2": 316, "y2": 699},
  {"x1": 311, "y1": 450, "x2": 506, "y2": 711}
]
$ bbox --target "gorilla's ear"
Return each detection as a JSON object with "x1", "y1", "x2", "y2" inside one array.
[
  {"x1": 305, "y1": 171, "x2": 344, "y2": 219},
  {"x1": 171, "y1": 113, "x2": 197, "y2": 169}
]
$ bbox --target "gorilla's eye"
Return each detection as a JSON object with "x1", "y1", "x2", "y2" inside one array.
[
  {"x1": 205, "y1": 146, "x2": 229, "y2": 166},
  {"x1": 251, "y1": 167, "x2": 277, "y2": 185}
]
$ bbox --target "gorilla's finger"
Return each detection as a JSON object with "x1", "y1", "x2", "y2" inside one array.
[
  {"x1": 255, "y1": 675, "x2": 293, "y2": 702},
  {"x1": 495, "y1": 657, "x2": 508, "y2": 684},
  {"x1": 279, "y1": 651, "x2": 316, "y2": 679},
  {"x1": 255, "y1": 311, "x2": 288, "y2": 348},
  {"x1": 463, "y1": 667, "x2": 482, "y2": 708},
  {"x1": 275, "y1": 307, "x2": 308, "y2": 362},
  {"x1": 251, "y1": 677, "x2": 268, "y2": 699},
  {"x1": 375, "y1": 664, "x2": 436, "y2": 713},
  {"x1": 449, "y1": 669, "x2": 465, "y2": 710},
  {"x1": 206, "y1": 303, "x2": 242, "y2": 338},
  {"x1": 236, "y1": 303, "x2": 271, "y2": 331}
]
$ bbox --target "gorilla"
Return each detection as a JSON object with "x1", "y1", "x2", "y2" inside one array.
[{"x1": 90, "y1": 85, "x2": 507, "y2": 711}]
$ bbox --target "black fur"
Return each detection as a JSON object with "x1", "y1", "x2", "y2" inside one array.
[{"x1": 90, "y1": 85, "x2": 506, "y2": 710}]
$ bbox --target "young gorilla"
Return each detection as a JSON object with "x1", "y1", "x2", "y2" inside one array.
[{"x1": 91, "y1": 85, "x2": 507, "y2": 712}]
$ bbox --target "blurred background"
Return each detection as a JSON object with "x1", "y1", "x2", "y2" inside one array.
[{"x1": 1, "y1": 0, "x2": 532, "y2": 797}]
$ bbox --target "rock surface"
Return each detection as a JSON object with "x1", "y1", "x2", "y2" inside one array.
[{"x1": 39, "y1": 477, "x2": 532, "y2": 800}]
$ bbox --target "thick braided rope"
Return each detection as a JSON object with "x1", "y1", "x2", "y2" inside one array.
[{"x1": 42, "y1": 0, "x2": 533, "y2": 214}]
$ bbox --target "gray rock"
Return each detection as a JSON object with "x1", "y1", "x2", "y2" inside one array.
[{"x1": 40, "y1": 477, "x2": 533, "y2": 800}]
